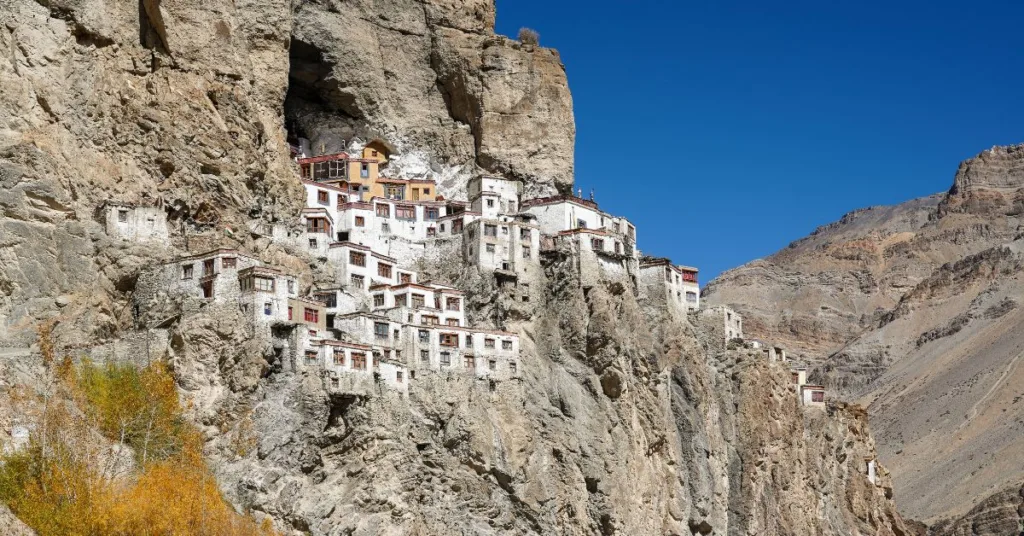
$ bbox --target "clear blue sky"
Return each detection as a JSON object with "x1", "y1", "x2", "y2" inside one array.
[{"x1": 495, "y1": 0, "x2": 1024, "y2": 282}]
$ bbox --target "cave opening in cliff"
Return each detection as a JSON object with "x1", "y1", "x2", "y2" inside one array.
[{"x1": 285, "y1": 38, "x2": 362, "y2": 156}]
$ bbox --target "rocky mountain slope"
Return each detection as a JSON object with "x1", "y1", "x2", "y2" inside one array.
[
  {"x1": 1, "y1": 0, "x2": 908, "y2": 534},
  {"x1": 704, "y1": 145, "x2": 1024, "y2": 530}
]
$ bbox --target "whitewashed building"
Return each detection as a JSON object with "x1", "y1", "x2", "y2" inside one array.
[
  {"x1": 463, "y1": 218, "x2": 541, "y2": 276},
  {"x1": 521, "y1": 194, "x2": 640, "y2": 285},
  {"x1": 102, "y1": 201, "x2": 168, "y2": 242},
  {"x1": 639, "y1": 258, "x2": 700, "y2": 316},
  {"x1": 369, "y1": 282, "x2": 466, "y2": 327},
  {"x1": 701, "y1": 305, "x2": 744, "y2": 343},
  {"x1": 521, "y1": 194, "x2": 638, "y2": 260},
  {"x1": 469, "y1": 176, "x2": 523, "y2": 217},
  {"x1": 791, "y1": 367, "x2": 808, "y2": 388},
  {"x1": 800, "y1": 384, "x2": 826, "y2": 408},
  {"x1": 325, "y1": 242, "x2": 411, "y2": 292},
  {"x1": 135, "y1": 249, "x2": 263, "y2": 305},
  {"x1": 318, "y1": 340, "x2": 409, "y2": 394}
]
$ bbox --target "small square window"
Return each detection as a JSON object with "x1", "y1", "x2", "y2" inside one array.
[
  {"x1": 355, "y1": 216, "x2": 365, "y2": 227},
  {"x1": 117, "y1": 209, "x2": 128, "y2": 222},
  {"x1": 502, "y1": 340, "x2": 513, "y2": 350},
  {"x1": 263, "y1": 302, "x2": 272, "y2": 316},
  {"x1": 309, "y1": 238, "x2": 318, "y2": 249},
  {"x1": 486, "y1": 199, "x2": 494, "y2": 208},
  {"x1": 486, "y1": 244, "x2": 495, "y2": 253},
  {"x1": 419, "y1": 330, "x2": 429, "y2": 343}
]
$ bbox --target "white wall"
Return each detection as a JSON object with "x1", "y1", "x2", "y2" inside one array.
[{"x1": 105, "y1": 205, "x2": 168, "y2": 242}]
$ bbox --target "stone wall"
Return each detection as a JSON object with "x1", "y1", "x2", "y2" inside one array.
[{"x1": 81, "y1": 329, "x2": 170, "y2": 367}]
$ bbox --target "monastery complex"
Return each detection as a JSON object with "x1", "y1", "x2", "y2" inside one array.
[{"x1": 111, "y1": 139, "x2": 823, "y2": 407}]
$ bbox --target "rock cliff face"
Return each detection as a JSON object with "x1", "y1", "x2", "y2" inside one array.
[
  {"x1": 0, "y1": 0, "x2": 301, "y2": 346},
  {"x1": 286, "y1": 0, "x2": 575, "y2": 196},
  {"x1": 176, "y1": 254, "x2": 907, "y2": 535},
  {"x1": 704, "y1": 145, "x2": 1024, "y2": 527},
  {"x1": 1, "y1": 0, "x2": 905, "y2": 534},
  {"x1": 0, "y1": 0, "x2": 573, "y2": 346}
]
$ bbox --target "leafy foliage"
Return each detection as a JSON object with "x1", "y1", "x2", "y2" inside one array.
[
  {"x1": 71, "y1": 359, "x2": 188, "y2": 465},
  {"x1": 0, "y1": 327, "x2": 277, "y2": 535}
]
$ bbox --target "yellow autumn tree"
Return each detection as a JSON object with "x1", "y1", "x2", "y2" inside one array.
[{"x1": 0, "y1": 326, "x2": 278, "y2": 535}]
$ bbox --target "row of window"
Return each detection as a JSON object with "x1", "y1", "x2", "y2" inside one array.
[
  {"x1": 481, "y1": 198, "x2": 517, "y2": 212},
  {"x1": 472, "y1": 224, "x2": 532, "y2": 239},
  {"x1": 181, "y1": 257, "x2": 238, "y2": 280},
  {"x1": 304, "y1": 161, "x2": 372, "y2": 180},
  {"x1": 373, "y1": 203, "x2": 440, "y2": 221},
  {"x1": 309, "y1": 350, "x2": 368, "y2": 370},
  {"x1": 665, "y1": 268, "x2": 698, "y2": 284},
  {"x1": 365, "y1": 323, "x2": 516, "y2": 350},
  {"x1": 471, "y1": 244, "x2": 532, "y2": 259},
  {"x1": 675, "y1": 290, "x2": 698, "y2": 303},
  {"x1": 418, "y1": 349, "x2": 516, "y2": 373},
  {"x1": 307, "y1": 217, "x2": 330, "y2": 233},
  {"x1": 347, "y1": 251, "x2": 393, "y2": 278},
  {"x1": 373, "y1": 293, "x2": 461, "y2": 311},
  {"x1": 317, "y1": 350, "x2": 518, "y2": 382}
]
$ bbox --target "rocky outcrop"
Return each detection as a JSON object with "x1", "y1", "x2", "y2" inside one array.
[
  {"x1": 0, "y1": 0, "x2": 573, "y2": 345},
  {"x1": 0, "y1": 503, "x2": 34, "y2": 536},
  {"x1": 287, "y1": 0, "x2": 574, "y2": 196},
  {"x1": 174, "y1": 251, "x2": 908, "y2": 535},
  {"x1": 928, "y1": 482, "x2": 1024, "y2": 536},
  {"x1": 939, "y1": 144, "x2": 1024, "y2": 216},
  {"x1": 0, "y1": 0, "x2": 302, "y2": 345},
  {"x1": 705, "y1": 144, "x2": 1024, "y2": 526}
]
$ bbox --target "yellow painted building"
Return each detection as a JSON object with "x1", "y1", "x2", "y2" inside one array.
[{"x1": 298, "y1": 139, "x2": 437, "y2": 201}]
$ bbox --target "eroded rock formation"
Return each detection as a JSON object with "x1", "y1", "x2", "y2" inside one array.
[
  {"x1": 705, "y1": 144, "x2": 1024, "y2": 526},
  {"x1": 286, "y1": 0, "x2": 575, "y2": 196}
]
